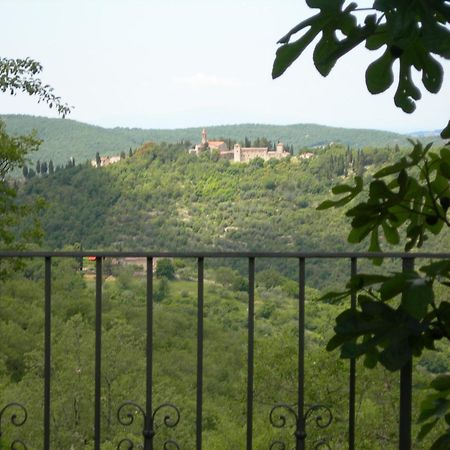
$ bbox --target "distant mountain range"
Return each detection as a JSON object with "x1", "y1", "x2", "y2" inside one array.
[{"x1": 0, "y1": 114, "x2": 443, "y2": 166}]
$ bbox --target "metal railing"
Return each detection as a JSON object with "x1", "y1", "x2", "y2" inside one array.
[{"x1": 1, "y1": 250, "x2": 449, "y2": 450}]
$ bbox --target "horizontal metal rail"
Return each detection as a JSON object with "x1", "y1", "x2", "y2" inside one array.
[
  {"x1": 0, "y1": 250, "x2": 449, "y2": 259},
  {"x1": 1, "y1": 251, "x2": 447, "y2": 449}
]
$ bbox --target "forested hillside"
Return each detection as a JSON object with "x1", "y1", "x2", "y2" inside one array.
[
  {"x1": 18, "y1": 140, "x2": 449, "y2": 288},
  {"x1": 1, "y1": 114, "x2": 412, "y2": 167},
  {"x1": 4, "y1": 139, "x2": 449, "y2": 449},
  {"x1": 0, "y1": 257, "x2": 447, "y2": 449}
]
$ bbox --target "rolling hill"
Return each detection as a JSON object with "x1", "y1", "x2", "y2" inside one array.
[{"x1": 1, "y1": 114, "x2": 411, "y2": 166}]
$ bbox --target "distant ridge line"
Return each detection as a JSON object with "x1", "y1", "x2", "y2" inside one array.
[{"x1": 1, "y1": 113, "x2": 441, "y2": 166}]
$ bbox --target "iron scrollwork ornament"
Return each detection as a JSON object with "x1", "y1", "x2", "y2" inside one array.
[
  {"x1": 117, "y1": 401, "x2": 180, "y2": 449},
  {"x1": 269, "y1": 403, "x2": 332, "y2": 449},
  {"x1": 0, "y1": 403, "x2": 28, "y2": 450}
]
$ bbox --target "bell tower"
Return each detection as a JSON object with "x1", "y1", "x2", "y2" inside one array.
[{"x1": 201, "y1": 128, "x2": 207, "y2": 146}]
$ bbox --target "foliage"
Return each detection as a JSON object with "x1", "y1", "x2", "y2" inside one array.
[
  {"x1": 417, "y1": 374, "x2": 450, "y2": 449},
  {"x1": 0, "y1": 121, "x2": 43, "y2": 249},
  {"x1": 0, "y1": 58, "x2": 71, "y2": 117},
  {"x1": 273, "y1": 1, "x2": 449, "y2": 446},
  {"x1": 318, "y1": 141, "x2": 450, "y2": 253},
  {"x1": 155, "y1": 258, "x2": 176, "y2": 280},
  {"x1": 18, "y1": 141, "x2": 444, "y2": 287},
  {"x1": 273, "y1": 0, "x2": 450, "y2": 115},
  {"x1": 0, "y1": 261, "x2": 446, "y2": 448},
  {"x1": 0, "y1": 114, "x2": 417, "y2": 167},
  {"x1": 0, "y1": 57, "x2": 70, "y2": 251},
  {"x1": 318, "y1": 141, "x2": 450, "y2": 445}
]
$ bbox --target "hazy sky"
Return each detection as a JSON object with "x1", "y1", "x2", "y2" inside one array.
[{"x1": 1, "y1": 0, "x2": 449, "y2": 132}]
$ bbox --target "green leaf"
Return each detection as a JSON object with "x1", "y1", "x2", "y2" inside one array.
[
  {"x1": 394, "y1": 59, "x2": 421, "y2": 114},
  {"x1": 348, "y1": 273, "x2": 387, "y2": 290},
  {"x1": 382, "y1": 222, "x2": 400, "y2": 245},
  {"x1": 441, "y1": 121, "x2": 450, "y2": 140},
  {"x1": 402, "y1": 279, "x2": 434, "y2": 319},
  {"x1": 374, "y1": 158, "x2": 409, "y2": 178},
  {"x1": 326, "y1": 333, "x2": 348, "y2": 352},
  {"x1": 417, "y1": 419, "x2": 439, "y2": 441},
  {"x1": 431, "y1": 432, "x2": 450, "y2": 450},
  {"x1": 378, "y1": 336, "x2": 412, "y2": 370},
  {"x1": 368, "y1": 229, "x2": 382, "y2": 265},
  {"x1": 420, "y1": 260, "x2": 450, "y2": 278},
  {"x1": 431, "y1": 375, "x2": 450, "y2": 392},
  {"x1": 313, "y1": 29, "x2": 340, "y2": 76},
  {"x1": 422, "y1": 23, "x2": 450, "y2": 59},
  {"x1": 369, "y1": 179, "x2": 393, "y2": 199},
  {"x1": 379, "y1": 273, "x2": 409, "y2": 301},
  {"x1": 419, "y1": 397, "x2": 450, "y2": 422},
  {"x1": 273, "y1": 28, "x2": 318, "y2": 78},
  {"x1": 317, "y1": 199, "x2": 337, "y2": 210},
  {"x1": 363, "y1": 347, "x2": 378, "y2": 368},
  {"x1": 421, "y1": 53, "x2": 444, "y2": 94},
  {"x1": 365, "y1": 50, "x2": 394, "y2": 94},
  {"x1": 440, "y1": 161, "x2": 450, "y2": 179},
  {"x1": 348, "y1": 223, "x2": 372, "y2": 244},
  {"x1": 332, "y1": 183, "x2": 354, "y2": 194}
]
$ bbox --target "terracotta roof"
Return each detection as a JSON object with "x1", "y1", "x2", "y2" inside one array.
[{"x1": 208, "y1": 141, "x2": 225, "y2": 146}]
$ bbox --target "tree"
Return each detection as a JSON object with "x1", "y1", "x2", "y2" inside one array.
[
  {"x1": 155, "y1": 258, "x2": 176, "y2": 280},
  {"x1": 48, "y1": 159, "x2": 54, "y2": 175},
  {"x1": 22, "y1": 165, "x2": 28, "y2": 179},
  {"x1": 41, "y1": 160, "x2": 48, "y2": 176},
  {"x1": 35, "y1": 159, "x2": 41, "y2": 175},
  {"x1": 274, "y1": 1, "x2": 450, "y2": 447},
  {"x1": 273, "y1": 0, "x2": 449, "y2": 130},
  {"x1": 120, "y1": 151, "x2": 126, "y2": 160},
  {"x1": 95, "y1": 152, "x2": 101, "y2": 167},
  {"x1": 0, "y1": 57, "x2": 71, "y2": 249},
  {"x1": 0, "y1": 57, "x2": 71, "y2": 117}
]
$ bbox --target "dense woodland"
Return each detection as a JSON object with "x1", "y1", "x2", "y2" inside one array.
[
  {"x1": 0, "y1": 256, "x2": 449, "y2": 449},
  {"x1": 16, "y1": 140, "x2": 450, "y2": 287},
  {"x1": 1, "y1": 139, "x2": 449, "y2": 448}
]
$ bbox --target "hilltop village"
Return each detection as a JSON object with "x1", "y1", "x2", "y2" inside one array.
[{"x1": 189, "y1": 129, "x2": 292, "y2": 162}]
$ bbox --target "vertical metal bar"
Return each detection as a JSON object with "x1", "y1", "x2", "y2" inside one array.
[
  {"x1": 144, "y1": 257, "x2": 154, "y2": 450},
  {"x1": 247, "y1": 257, "x2": 255, "y2": 450},
  {"x1": 196, "y1": 257, "x2": 204, "y2": 450},
  {"x1": 44, "y1": 257, "x2": 51, "y2": 450},
  {"x1": 297, "y1": 258, "x2": 306, "y2": 450},
  {"x1": 94, "y1": 257, "x2": 102, "y2": 450},
  {"x1": 399, "y1": 257, "x2": 414, "y2": 450},
  {"x1": 349, "y1": 258, "x2": 357, "y2": 450}
]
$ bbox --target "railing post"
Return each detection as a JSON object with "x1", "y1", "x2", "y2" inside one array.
[
  {"x1": 44, "y1": 256, "x2": 51, "y2": 450},
  {"x1": 349, "y1": 257, "x2": 357, "y2": 450},
  {"x1": 144, "y1": 257, "x2": 154, "y2": 450},
  {"x1": 94, "y1": 257, "x2": 102, "y2": 450},
  {"x1": 247, "y1": 257, "x2": 255, "y2": 450},
  {"x1": 296, "y1": 258, "x2": 306, "y2": 450},
  {"x1": 197, "y1": 257, "x2": 204, "y2": 450},
  {"x1": 399, "y1": 257, "x2": 414, "y2": 450}
]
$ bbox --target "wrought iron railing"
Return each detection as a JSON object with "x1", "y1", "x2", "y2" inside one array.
[{"x1": 0, "y1": 250, "x2": 449, "y2": 450}]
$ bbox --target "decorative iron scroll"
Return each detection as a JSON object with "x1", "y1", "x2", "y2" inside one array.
[
  {"x1": 0, "y1": 403, "x2": 28, "y2": 450},
  {"x1": 269, "y1": 403, "x2": 332, "y2": 449},
  {"x1": 117, "y1": 401, "x2": 180, "y2": 449}
]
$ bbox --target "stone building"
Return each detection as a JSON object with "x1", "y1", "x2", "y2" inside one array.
[
  {"x1": 190, "y1": 129, "x2": 290, "y2": 163},
  {"x1": 91, "y1": 155, "x2": 121, "y2": 168}
]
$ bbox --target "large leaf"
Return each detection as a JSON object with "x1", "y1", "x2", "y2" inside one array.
[{"x1": 365, "y1": 50, "x2": 394, "y2": 94}]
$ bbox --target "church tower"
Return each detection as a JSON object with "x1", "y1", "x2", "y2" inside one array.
[{"x1": 201, "y1": 128, "x2": 207, "y2": 146}]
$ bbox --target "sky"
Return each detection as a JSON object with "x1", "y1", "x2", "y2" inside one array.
[{"x1": 1, "y1": 0, "x2": 449, "y2": 133}]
